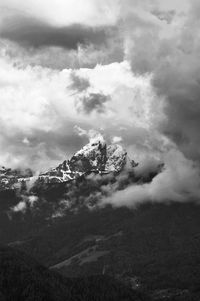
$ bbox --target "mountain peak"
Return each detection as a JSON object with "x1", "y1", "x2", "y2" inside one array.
[
  {"x1": 70, "y1": 139, "x2": 108, "y2": 173},
  {"x1": 0, "y1": 140, "x2": 137, "y2": 189},
  {"x1": 38, "y1": 140, "x2": 134, "y2": 184}
]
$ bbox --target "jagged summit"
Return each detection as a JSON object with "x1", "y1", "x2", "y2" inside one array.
[
  {"x1": 70, "y1": 140, "x2": 129, "y2": 173},
  {"x1": 71, "y1": 139, "x2": 108, "y2": 172},
  {"x1": 41, "y1": 140, "x2": 136, "y2": 183},
  {"x1": 0, "y1": 140, "x2": 137, "y2": 189}
]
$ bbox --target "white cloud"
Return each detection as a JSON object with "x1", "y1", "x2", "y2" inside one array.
[
  {"x1": 22, "y1": 137, "x2": 30, "y2": 145},
  {"x1": 0, "y1": 0, "x2": 119, "y2": 27},
  {"x1": 102, "y1": 149, "x2": 200, "y2": 208},
  {"x1": 0, "y1": 55, "x2": 164, "y2": 170},
  {"x1": 28, "y1": 195, "x2": 38, "y2": 207},
  {"x1": 12, "y1": 200, "x2": 26, "y2": 213},
  {"x1": 112, "y1": 136, "x2": 122, "y2": 144}
]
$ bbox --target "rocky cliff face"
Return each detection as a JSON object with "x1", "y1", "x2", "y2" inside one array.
[{"x1": 38, "y1": 140, "x2": 137, "y2": 183}]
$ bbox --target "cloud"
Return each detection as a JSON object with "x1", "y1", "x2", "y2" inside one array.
[
  {"x1": 0, "y1": 57, "x2": 160, "y2": 171},
  {"x1": 0, "y1": 2, "x2": 122, "y2": 69},
  {"x1": 1, "y1": 38, "x2": 123, "y2": 70},
  {"x1": 0, "y1": 14, "x2": 112, "y2": 49},
  {"x1": 12, "y1": 200, "x2": 27, "y2": 213},
  {"x1": 11, "y1": 195, "x2": 38, "y2": 213},
  {"x1": 69, "y1": 73, "x2": 90, "y2": 93},
  {"x1": 101, "y1": 149, "x2": 200, "y2": 208},
  {"x1": 76, "y1": 92, "x2": 111, "y2": 114},
  {"x1": 0, "y1": 57, "x2": 86, "y2": 170},
  {"x1": 112, "y1": 136, "x2": 123, "y2": 144},
  {"x1": 151, "y1": 9, "x2": 176, "y2": 24},
  {"x1": 0, "y1": 0, "x2": 119, "y2": 27},
  {"x1": 122, "y1": 0, "x2": 200, "y2": 161},
  {"x1": 151, "y1": 5, "x2": 200, "y2": 161},
  {"x1": 74, "y1": 126, "x2": 105, "y2": 144}
]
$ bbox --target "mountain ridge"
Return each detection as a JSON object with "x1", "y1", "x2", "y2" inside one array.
[{"x1": 0, "y1": 139, "x2": 139, "y2": 191}]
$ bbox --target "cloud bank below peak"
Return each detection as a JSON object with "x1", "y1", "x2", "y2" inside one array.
[{"x1": 101, "y1": 149, "x2": 200, "y2": 208}]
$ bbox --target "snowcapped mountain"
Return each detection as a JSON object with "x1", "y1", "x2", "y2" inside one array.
[
  {"x1": 39, "y1": 139, "x2": 138, "y2": 183},
  {"x1": 0, "y1": 139, "x2": 138, "y2": 190}
]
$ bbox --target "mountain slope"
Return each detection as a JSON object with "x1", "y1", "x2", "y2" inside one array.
[
  {"x1": 0, "y1": 244, "x2": 148, "y2": 301},
  {"x1": 9, "y1": 202, "x2": 200, "y2": 298}
]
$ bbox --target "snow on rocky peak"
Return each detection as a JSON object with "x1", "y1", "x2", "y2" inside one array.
[
  {"x1": 0, "y1": 140, "x2": 138, "y2": 189},
  {"x1": 70, "y1": 139, "x2": 107, "y2": 173},
  {"x1": 39, "y1": 139, "x2": 134, "y2": 184},
  {"x1": 105, "y1": 144, "x2": 127, "y2": 172},
  {"x1": 68, "y1": 138, "x2": 131, "y2": 174}
]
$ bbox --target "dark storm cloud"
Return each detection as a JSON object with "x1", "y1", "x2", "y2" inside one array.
[
  {"x1": 77, "y1": 93, "x2": 111, "y2": 114},
  {"x1": 125, "y1": 0, "x2": 200, "y2": 161},
  {"x1": 2, "y1": 35, "x2": 124, "y2": 70},
  {"x1": 151, "y1": 6, "x2": 200, "y2": 161},
  {"x1": 152, "y1": 58, "x2": 200, "y2": 161},
  {"x1": 0, "y1": 14, "x2": 112, "y2": 49}
]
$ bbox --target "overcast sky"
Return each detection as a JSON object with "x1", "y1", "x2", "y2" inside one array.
[{"x1": 0, "y1": 0, "x2": 199, "y2": 177}]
